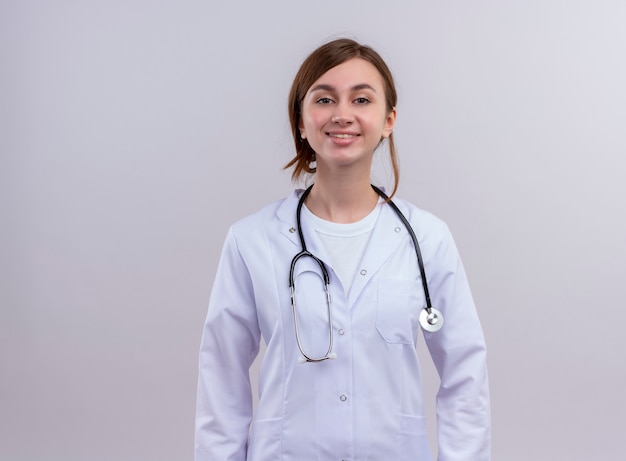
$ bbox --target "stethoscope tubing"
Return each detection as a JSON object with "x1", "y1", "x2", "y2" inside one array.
[
  {"x1": 288, "y1": 184, "x2": 440, "y2": 363},
  {"x1": 289, "y1": 185, "x2": 333, "y2": 362},
  {"x1": 369, "y1": 185, "x2": 434, "y2": 314}
]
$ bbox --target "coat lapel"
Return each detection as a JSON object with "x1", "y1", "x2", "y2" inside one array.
[
  {"x1": 276, "y1": 189, "x2": 334, "y2": 271},
  {"x1": 347, "y1": 201, "x2": 410, "y2": 305}
]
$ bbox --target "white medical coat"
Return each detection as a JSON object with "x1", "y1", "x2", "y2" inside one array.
[{"x1": 195, "y1": 190, "x2": 490, "y2": 461}]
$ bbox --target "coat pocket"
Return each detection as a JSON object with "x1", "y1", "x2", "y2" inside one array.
[
  {"x1": 376, "y1": 279, "x2": 421, "y2": 344},
  {"x1": 247, "y1": 417, "x2": 282, "y2": 460},
  {"x1": 400, "y1": 414, "x2": 433, "y2": 461}
]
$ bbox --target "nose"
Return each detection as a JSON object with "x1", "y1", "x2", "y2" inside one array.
[{"x1": 331, "y1": 101, "x2": 353, "y2": 125}]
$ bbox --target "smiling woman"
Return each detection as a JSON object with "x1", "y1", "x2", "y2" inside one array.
[
  {"x1": 195, "y1": 38, "x2": 491, "y2": 461},
  {"x1": 285, "y1": 39, "x2": 400, "y2": 199},
  {"x1": 297, "y1": 58, "x2": 396, "y2": 222},
  {"x1": 298, "y1": 59, "x2": 396, "y2": 207}
]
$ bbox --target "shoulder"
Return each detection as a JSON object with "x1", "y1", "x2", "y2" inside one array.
[
  {"x1": 383, "y1": 196, "x2": 459, "y2": 261},
  {"x1": 228, "y1": 190, "x2": 300, "y2": 241},
  {"x1": 231, "y1": 199, "x2": 283, "y2": 231},
  {"x1": 389, "y1": 196, "x2": 450, "y2": 234}
]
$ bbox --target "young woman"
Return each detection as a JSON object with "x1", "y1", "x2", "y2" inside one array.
[{"x1": 195, "y1": 38, "x2": 490, "y2": 461}]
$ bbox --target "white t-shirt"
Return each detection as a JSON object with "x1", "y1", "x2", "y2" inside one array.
[{"x1": 302, "y1": 202, "x2": 382, "y2": 293}]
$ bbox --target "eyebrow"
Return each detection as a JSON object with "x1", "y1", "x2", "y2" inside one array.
[{"x1": 309, "y1": 83, "x2": 377, "y2": 93}]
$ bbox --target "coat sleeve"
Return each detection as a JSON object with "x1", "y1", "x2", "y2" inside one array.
[
  {"x1": 194, "y1": 226, "x2": 261, "y2": 461},
  {"x1": 422, "y1": 223, "x2": 491, "y2": 461}
]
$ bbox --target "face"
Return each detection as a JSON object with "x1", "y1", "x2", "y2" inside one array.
[{"x1": 299, "y1": 58, "x2": 396, "y2": 172}]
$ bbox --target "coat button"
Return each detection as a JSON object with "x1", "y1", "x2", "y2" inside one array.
[
  {"x1": 339, "y1": 394, "x2": 347, "y2": 402},
  {"x1": 338, "y1": 328, "x2": 345, "y2": 336},
  {"x1": 360, "y1": 269, "x2": 367, "y2": 276},
  {"x1": 394, "y1": 226, "x2": 401, "y2": 233}
]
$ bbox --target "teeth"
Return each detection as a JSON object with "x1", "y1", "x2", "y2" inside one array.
[{"x1": 330, "y1": 133, "x2": 356, "y2": 138}]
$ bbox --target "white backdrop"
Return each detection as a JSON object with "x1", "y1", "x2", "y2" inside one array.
[{"x1": 2, "y1": 1, "x2": 625, "y2": 460}]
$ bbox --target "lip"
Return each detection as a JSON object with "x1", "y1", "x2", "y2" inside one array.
[
  {"x1": 327, "y1": 130, "x2": 359, "y2": 137},
  {"x1": 326, "y1": 131, "x2": 360, "y2": 146}
]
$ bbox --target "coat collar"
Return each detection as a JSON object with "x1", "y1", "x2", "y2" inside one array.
[
  {"x1": 276, "y1": 189, "x2": 413, "y2": 302},
  {"x1": 277, "y1": 189, "x2": 333, "y2": 268}
]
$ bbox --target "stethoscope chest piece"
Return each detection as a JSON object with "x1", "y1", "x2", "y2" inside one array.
[{"x1": 419, "y1": 307, "x2": 444, "y2": 333}]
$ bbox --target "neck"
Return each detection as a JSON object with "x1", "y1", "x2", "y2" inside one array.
[{"x1": 305, "y1": 171, "x2": 379, "y2": 223}]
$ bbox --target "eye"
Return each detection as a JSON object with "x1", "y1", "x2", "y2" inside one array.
[
  {"x1": 316, "y1": 97, "x2": 333, "y2": 104},
  {"x1": 354, "y1": 97, "x2": 370, "y2": 104}
]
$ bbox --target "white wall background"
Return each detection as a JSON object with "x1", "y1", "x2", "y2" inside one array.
[{"x1": 2, "y1": 1, "x2": 625, "y2": 460}]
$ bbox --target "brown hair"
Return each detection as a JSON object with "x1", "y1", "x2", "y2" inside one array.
[{"x1": 284, "y1": 38, "x2": 400, "y2": 198}]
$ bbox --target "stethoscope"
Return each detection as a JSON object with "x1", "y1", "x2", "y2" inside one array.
[{"x1": 289, "y1": 184, "x2": 444, "y2": 363}]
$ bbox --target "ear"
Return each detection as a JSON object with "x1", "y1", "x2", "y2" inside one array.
[
  {"x1": 298, "y1": 118, "x2": 307, "y2": 140},
  {"x1": 381, "y1": 107, "x2": 397, "y2": 138}
]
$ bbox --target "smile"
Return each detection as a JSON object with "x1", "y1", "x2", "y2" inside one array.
[{"x1": 328, "y1": 133, "x2": 359, "y2": 139}]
